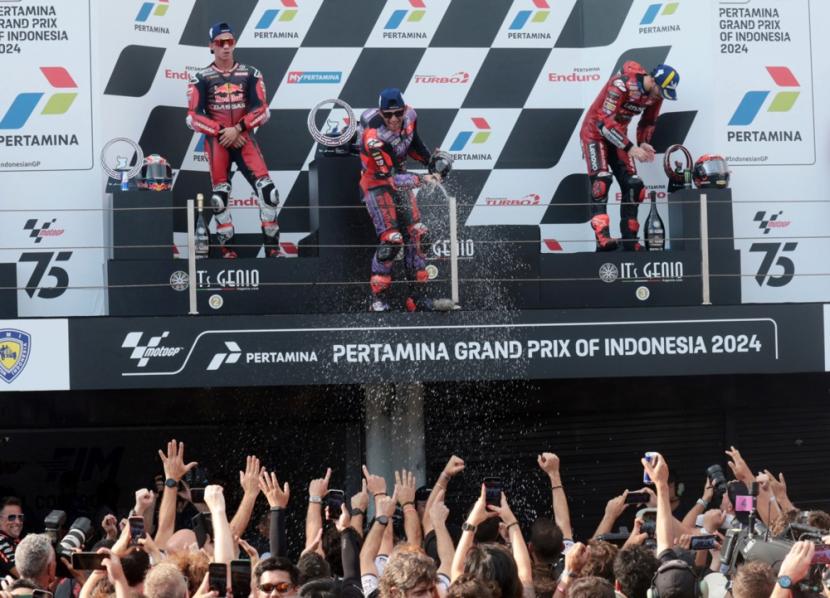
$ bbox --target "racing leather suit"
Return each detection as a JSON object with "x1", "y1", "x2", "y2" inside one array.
[
  {"x1": 186, "y1": 62, "x2": 279, "y2": 253},
  {"x1": 358, "y1": 106, "x2": 432, "y2": 308},
  {"x1": 579, "y1": 61, "x2": 663, "y2": 250}
]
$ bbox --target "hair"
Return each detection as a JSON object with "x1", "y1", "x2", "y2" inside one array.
[
  {"x1": 322, "y1": 525, "x2": 344, "y2": 577},
  {"x1": 807, "y1": 510, "x2": 830, "y2": 532},
  {"x1": 14, "y1": 533, "x2": 54, "y2": 579},
  {"x1": 377, "y1": 550, "x2": 437, "y2": 597},
  {"x1": 298, "y1": 551, "x2": 332, "y2": 585},
  {"x1": 447, "y1": 574, "x2": 502, "y2": 598},
  {"x1": 463, "y1": 543, "x2": 522, "y2": 598},
  {"x1": 9, "y1": 578, "x2": 37, "y2": 590},
  {"x1": 255, "y1": 556, "x2": 300, "y2": 586},
  {"x1": 144, "y1": 563, "x2": 188, "y2": 598},
  {"x1": 168, "y1": 549, "x2": 210, "y2": 595},
  {"x1": 121, "y1": 549, "x2": 151, "y2": 587},
  {"x1": 568, "y1": 576, "x2": 616, "y2": 598},
  {"x1": 529, "y1": 518, "x2": 564, "y2": 563},
  {"x1": 613, "y1": 546, "x2": 660, "y2": 598},
  {"x1": 299, "y1": 578, "x2": 364, "y2": 598},
  {"x1": 474, "y1": 518, "x2": 502, "y2": 544},
  {"x1": 731, "y1": 561, "x2": 776, "y2": 598},
  {"x1": 578, "y1": 540, "x2": 618, "y2": 583},
  {"x1": 87, "y1": 576, "x2": 115, "y2": 598},
  {"x1": 1, "y1": 496, "x2": 22, "y2": 511},
  {"x1": 770, "y1": 509, "x2": 800, "y2": 537}
]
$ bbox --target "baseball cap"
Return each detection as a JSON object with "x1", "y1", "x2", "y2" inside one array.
[
  {"x1": 378, "y1": 88, "x2": 405, "y2": 110},
  {"x1": 651, "y1": 64, "x2": 679, "y2": 100},
  {"x1": 652, "y1": 559, "x2": 698, "y2": 598},
  {"x1": 209, "y1": 22, "x2": 234, "y2": 42}
]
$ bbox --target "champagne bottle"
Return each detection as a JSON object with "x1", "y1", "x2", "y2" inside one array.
[
  {"x1": 195, "y1": 193, "x2": 209, "y2": 259},
  {"x1": 644, "y1": 191, "x2": 665, "y2": 251}
]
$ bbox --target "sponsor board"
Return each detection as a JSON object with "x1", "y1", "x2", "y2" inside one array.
[{"x1": 0, "y1": 318, "x2": 69, "y2": 391}]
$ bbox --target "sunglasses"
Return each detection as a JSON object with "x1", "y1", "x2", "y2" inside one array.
[
  {"x1": 258, "y1": 582, "x2": 295, "y2": 593},
  {"x1": 381, "y1": 109, "x2": 405, "y2": 119},
  {"x1": 4, "y1": 514, "x2": 24, "y2": 522},
  {"x1": 213, "y1": 38, "x2": 235, "y2": 48}
]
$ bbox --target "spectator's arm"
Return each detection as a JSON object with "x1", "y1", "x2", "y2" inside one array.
[
  {"x1": 725, "y1": 446, "x2": 755, "y2": 487},
  {"x1": 538, "y1": 452, "x2": 573, "y2": 540},
  {"x1": 341, "y1": 527, "x2": 362, "y2": 582},
  {"x1": 230, "y1": 455, "x2": 263, "y2": 538},
  {"x1": 101, "y1": 549, "x2": 130, "y2": 598},
  {"x1": 396, "y1": 469, "x2": 422, "y2": 547},
  {"x1": 423, "y1": 455, "x2": 464, "y2": 537},
  {"x1": 306, "y1": 468, "x2": 331, "y2": 555},
  {"x1": 682, "y1": 478, "x2": 714, "y2": 529},
  {"x1": 765, "y1": 469, "x2": 796, "y2": 512},
  {"x1": 428, "y1": 490, "x2": 454, "y2": 578},
  {"x1": 379, "y1": 516, "x2": 394, "y2": 556},
  {"x1": 154, "y1": 439, "x2": 197, "y2": 549},
  {"x1": 490, "y1": 493, "x2": 533, "y2": 588},
  {"x1": 205, "y1": 485, "x2": 234, "y2": 564},
  {"x1": 132, "y1": 488, "x2": 157, "y2": 535},
  {"x1": 593, "y1": 490, "x2": 629, "y2": 538},
  {"x1": 771, "y1": 541, "x2": 814, "y2": 598},
  {"x1": 79, "y1": 570, "x2": 106, "y2": 598},
  {"x1": 259, "y1": 469, "x2": 290, "y2": 557},
  {"x1": 451, "y1": 484, "x2": 497, "y2": 581},
  {"x1": 360, "y1": 493, "x2": 397, "y2": 577},
  {"x1": 642, "y1": 452, "x2": 672, "y2": 555},
  {"x1": 553, "y1": 542, "x2": 588, "y2": 598},
  {"x1": 350, "y1": 480, "x2": 369, "y2": 538}
]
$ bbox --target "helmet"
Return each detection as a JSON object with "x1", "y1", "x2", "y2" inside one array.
[
  {"x1": 692, "y1": 155, "x2": 730, "y2": 189},
  {"x1": 651, "y1": 64, "x2": 679, "y2": 100},
  {"x1": 137, "y1": 154, "x2": 173, "y2": 191},
  {"x1": 428, "y1": 150, "x2": 453, "y2": 179}
]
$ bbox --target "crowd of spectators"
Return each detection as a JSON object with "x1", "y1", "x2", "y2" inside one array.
[{"x1": 0, "y1": 440, "x2": 827, "y2": 598}]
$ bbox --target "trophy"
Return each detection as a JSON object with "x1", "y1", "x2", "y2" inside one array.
[
  {"x1": 663, "y1": 144, "x2": 693, "y2": 194},
  {"x1": 307, "y1": 98, "x2": 357, "y2": 155},
  {"x1": 100, "y1": 138, "x2": 144, "y2": 192}
]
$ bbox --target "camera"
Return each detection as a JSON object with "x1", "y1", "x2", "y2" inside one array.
[
  {"x1": 706, "y1": 464, "x2": 728, "y2": 508},
  {"x1": 57, "y1": 517, "x2": 93, "y2": 559},
  {"x1": 43, "y1": 510, "x2": 67, "y2": 545}
]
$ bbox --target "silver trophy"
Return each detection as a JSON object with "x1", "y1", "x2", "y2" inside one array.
[
  {"x1": 100, "y1": 138, "x2": 144, "y2": 191},
  {"x1": 307, "y1": 98, "x2": 357, "y2": 151}
]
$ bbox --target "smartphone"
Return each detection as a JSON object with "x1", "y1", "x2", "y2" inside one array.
[
  {"x1": 625, "y1": 492, "x2": 651, "y2": 505},
  {"x1": 689, "y1": 535, "x2": 718, "y2": 551},
  {"x1": 192, "y1": 512, "x2": 214, "y2": 548},
  {"x1": 71, "y1": 552, "x2": 107, "y2": 571},
  {"x1": 128, "y1": 516, "x2": 146, "y2": 545},
  {"x1": 230, "y1": 560, "x2": 251, "y2": 598},
  {"x1": 190, "y1": 487, "x2": 206, "y2": 504},
  {"x1": 643, "y1": 452, "x2": 657, "y2": 484},
  {"x1": 483, "y1": 477, "x2": 503, "y2": 506},
  {"x1": 209, "y1": 562, "x2": 227, "y2": 597},
  {"x1": 812, "y1": 544, "x2": 830, "y2": 565},
  {"x1": 325, "y1": 489, "x2": 345, "y2": 521}
]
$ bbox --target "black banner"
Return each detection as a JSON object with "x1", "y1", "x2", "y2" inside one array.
[{"x1": 68, "y1": 304, "x2": 826, "y2": 390}]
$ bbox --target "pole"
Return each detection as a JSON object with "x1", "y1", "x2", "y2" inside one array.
[
  {"x1": 186, "y1": 198, "x2": 198, "y2": 315},
  {"x1": 448, "y1": 194, "x2": 459, "y2": 305},
  {"x1": 700, "y1": 193, "x2": 711, "y2": 305}
]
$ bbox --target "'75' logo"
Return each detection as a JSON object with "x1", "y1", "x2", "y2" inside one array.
[{"x1": 0, "y1": 67, "x2": 78, "y2": 130}]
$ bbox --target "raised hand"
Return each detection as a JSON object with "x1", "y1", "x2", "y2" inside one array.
[
  {"x1": 604, "y1": 490, "x2": 630, "y2": 519},
  {"x1": 466, "y1": 484, "x2": 499, "y2": 527},
  {"x1": 101, "y1": 514, "x2": 118, "y2": 540},
  {"x1": 239, "y1": 455, "x2": 264, "y2": 496},
  {"x1": 537, "y1": 452, "x2": 561, "y2": 478},
  {"x1": 362, "y1": 465, "x2": 387, "y2": 497},
  {"x1": 351, "y1": 479, "x2": 369, "y2": 513},
  {"x1": 158, "y1": 439, "x2": 197, "y2": 483},
  {"x1": 378, "y1": 490, "x2": 398, "y2": 519},
  {"x1": 134, "y1": 488, "x2": 156, "y2": 514},
  {"x1": 308, "y1": 468, "x2": 332, "y2": 499},
  {"x1": 725, "y1": 446, "x2": 752, "y2": 483},
  {"x1": 204, "y1": 484, "x2": 227, "y2": 514},
  {"x1": 429, "y1": 492, "x2": 450, "y2": 527},
  {"x1": 395, "y1": 469, "x2": 417, "y2": 505},
  {"x1": 442, "y1": 455, "x2": 465, "y2": 478},
  {"x1": 259, "y1": 470, "x2": 290, "y2": 509},
  {"x1": 642, "y1": 452, "x2": 669, "y2": 486}
]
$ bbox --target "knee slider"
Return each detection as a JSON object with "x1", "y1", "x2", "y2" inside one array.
[
  {"x1": 377, "y1": 229, "x2": 403, "y2": 262},
  {"x1": 626, "y1": 175, "x2": 645, "y2": 202},
  {"x1": 211, "y1": 183, "x2": 231, "y2": 214},
  {"x1": 255, "y1": 177, "x2": 279, "y2": 208},
  {"x1": 591, "y1": 173, "x2": 613, "y2": 201}
]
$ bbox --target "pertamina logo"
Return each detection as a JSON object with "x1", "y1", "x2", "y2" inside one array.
[
  {"x1": 0, "y1": 329, "x2": 31, "y2": 384},
  {"x1": 509, "y1": 0, "x2": 551, "y2": 39},
  {"x1": 207, "y1": 340, "x2": 318, "y2": 370},
  {"x1": 728, "y1": 66, "x2": 801, "y2": 143},
  {"x1": 639, "y1": 2, "x2": 680, "y2": 34},
  {"x1": 24, "y1": 218, "x2": 64, "y2": 243},
  {"x1": 121, "y1": 331, "x2": 183, "y2": 368},
  {"x1": 485, "y1": 193, "x2": 542, "y2": 207},
  {"x1": 384, "y1": 0, "x2": 427, "y2": 39},
  {"x1": 449, "y1": 117, "x2": 492, "y2": 160},
  {"x1": 286, "y1": 71, "x2": 342, "y2": 84},
  {"x1": 135, "y1": 0, "x2": 170, "y2": 33},
  {"x1": 413, "y1": 72, "x2": 470, "y2": 85},
  {"x1": 207, "y1": 341, "x2": 241, "y2": 371},
  {"x1": 0, "y1": 67, "x2": 79, "y2": 148},
  {"x1": 255, "y1": 0, "x2": 299, "y2": 39},
  {"x1": 754, "y1": 210, "x2": 791, "y2": 234}
]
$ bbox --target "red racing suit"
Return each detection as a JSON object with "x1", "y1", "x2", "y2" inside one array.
[
  {"x1": 186, "y1": 63, "x2": 279, "y2": 250},
  {"x1": 358, "y1": 107, "x2": 432, "y2": 304},
  {"x1": 579, "y1": 61, "x2": 663, "y2": 249}
]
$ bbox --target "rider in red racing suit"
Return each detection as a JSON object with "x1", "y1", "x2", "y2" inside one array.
[
  {"x1": 358, "y1": 88, "x2": 443, "y2": 312},
  {"x1": 579, "y1": 61, "x2": 679, "y2": 251},
  {"x1": 186, "y1": 22, "x2": 279, "y2": 258}
]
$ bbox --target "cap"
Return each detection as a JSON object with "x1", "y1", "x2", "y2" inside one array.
[
  {"x1": 378, "y1": 88, "x2": 405, "y2": 110},
  {"x1": 651, "y1": 64, "x2": 679, "y2": 100},
  {"x1": 209, "y1": 22, "x2": 234, "y2": 42},
  {"x1": 652, "y1": 559, "x2": 698, "y2": 598}
]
